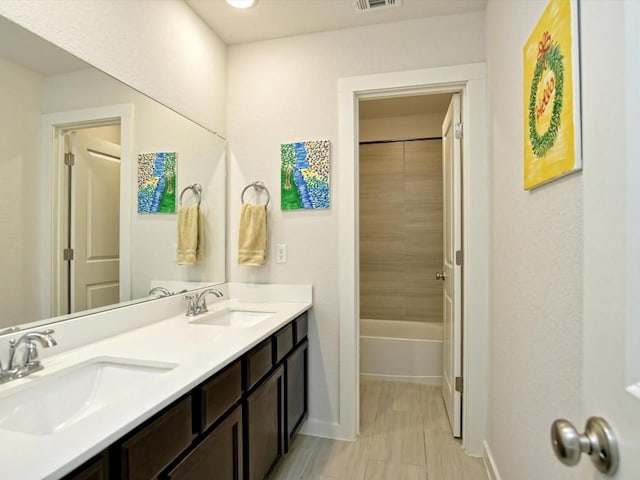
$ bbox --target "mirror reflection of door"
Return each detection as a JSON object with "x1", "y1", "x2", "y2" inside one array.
[{"x1": 62, "y1": 126, "x2": 121, "y2": 314}]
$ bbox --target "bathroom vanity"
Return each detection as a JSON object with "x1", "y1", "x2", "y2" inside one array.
[
  {"x1": 0, "y1": 284, "x2": 312, "y2": 480},
  {"x1": 67, "y1": 312, "x2": 308, "y2": 480}
]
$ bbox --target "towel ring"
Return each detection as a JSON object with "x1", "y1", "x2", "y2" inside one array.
[
  {"x1": 179, "y1": 183, "x2": 202, "y2": 207},
  {"x1": 241, "y1": 181, "x2": 270, "y2": 207}
]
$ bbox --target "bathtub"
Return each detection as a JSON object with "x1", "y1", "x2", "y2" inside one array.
[{"x1": 360, "y1": 318, "x2": 443, "y2": 385}]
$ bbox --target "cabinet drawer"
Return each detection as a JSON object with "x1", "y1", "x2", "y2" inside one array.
[
  {"x1": 245, "y1": 338, "x2": 273, "y2": 390},
  {"x1": 198, "y1": 360, "x2": 242, "y2": 432},
  {"x1": 119, "y1": 396, "x2": 195, "y2": 480},
  {"x1": 273, "y1": 323, "x2": 294, "y2": 364},
  {"x1": 293, "y1": 312, "x2": 308, "y2": 344},
  {"x1": 167, "y1": 405, "x2": 243, "y2": 480},
  {"x1": 62, "y1": 453, "x2": 107, "y2": 480}
]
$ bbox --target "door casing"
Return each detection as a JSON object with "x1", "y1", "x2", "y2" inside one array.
[
  {"x1": 41, "y1": 104, "x2": 133, "y2": 319},
  {"x1": 335, "y1": 63, "x2": 488, "y2": 455}
]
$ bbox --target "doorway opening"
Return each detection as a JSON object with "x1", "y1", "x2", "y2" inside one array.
[
  {"x1": 357, "y1": 92, "x2": 464, "y2": 438},
  {"x1": 337, "y1": 63, "x2": 488, "y2": 455}
]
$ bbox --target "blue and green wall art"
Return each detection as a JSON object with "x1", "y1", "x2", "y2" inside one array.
[
  {"x1": 137, "y1": 152, "x2": 177, "y2": 213},
  {"x1": 281, "y1": 140, "x2": 330, "y2": 210}
]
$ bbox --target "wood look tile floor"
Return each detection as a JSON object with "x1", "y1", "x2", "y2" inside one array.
[{"x1": 269, "y1": 380, "x2": 487, "y2": 480}]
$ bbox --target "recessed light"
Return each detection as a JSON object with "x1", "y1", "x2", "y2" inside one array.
[{"x1": 226, "y1": 0, "x2": 257, "y2": 8}]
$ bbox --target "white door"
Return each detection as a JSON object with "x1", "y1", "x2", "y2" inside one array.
[
  {"x1": 441, "y1": 93, "x2": 462, "y2": 438},
  {"x1": 573, "y1": 1, "x2": 640, "y2": 477},
  {"x1": 71, "y1": 130, "x2": 121, "y2": 312}
]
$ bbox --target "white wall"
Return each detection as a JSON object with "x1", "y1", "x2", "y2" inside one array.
[
  {"x1": 0, "y1": 59, "x2": 43, "y2": 328},
  {"x1": 227, "y1": 12, "x2": 485, "y2": 432},
  {"x1": 485, "y1": 1, "x2": 582, "y2": 478},
  {"x1": 0, "y1": 0, "x2": 226, "y2": 134}
]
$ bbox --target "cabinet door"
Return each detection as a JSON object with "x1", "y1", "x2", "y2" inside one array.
[
  {"x1": 285, "y1": 339, "x2": 308, "y2": 451},
  {"x1": 245, "y1": 364, "x2": 284, "y2": 480},
  {"x1": 166, "y1": 405, "x2": 243, "y2": 480}
]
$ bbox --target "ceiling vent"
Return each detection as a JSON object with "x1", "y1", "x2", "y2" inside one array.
[{"x1": 354, "y1": 0, "x2": 401, "y2": 14}]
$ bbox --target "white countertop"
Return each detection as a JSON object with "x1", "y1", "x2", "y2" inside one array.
[{"x1": 0, "y1": 294, "x2": 311, "y2": 479}]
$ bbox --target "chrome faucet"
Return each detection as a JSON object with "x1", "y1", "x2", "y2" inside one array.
[
  {"x1": 149, "y1": 286, "x2": 173, "y2": 297},
  {"x1": 0, "y1": 329, "x2": 57, "y2": 383},
  {"x1": 184, "y1": 288, "x2": 223, "y2": 316}
]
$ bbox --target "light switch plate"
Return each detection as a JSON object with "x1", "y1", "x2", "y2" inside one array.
[{"x1": 276, "y1": 244, "x2": 287, "y2": 264}]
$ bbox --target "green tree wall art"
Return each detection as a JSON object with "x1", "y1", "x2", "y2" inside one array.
[
  {"x1": 137, "y1": 152, "x2": 177, "y2": 213},
  {"x1": 280, "y1": 140, "x2": 330, "y2": 210}
]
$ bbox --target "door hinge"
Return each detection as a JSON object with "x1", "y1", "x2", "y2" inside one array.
[
  {"x1": 454, "y1": 123, "x2": 463, "y2": 140},
  {"x1": 64, "y1": 152, "x2": 75, "y2": 166},
  {"x1": 455, "y1": 376, "x2": 463, "y2": 393},
  {"x1": 455, "y1": 250, "x2": 463, "y2": 266},
  {"x1": 63, "y1": 248, "x2": 74, "y2": 261}
]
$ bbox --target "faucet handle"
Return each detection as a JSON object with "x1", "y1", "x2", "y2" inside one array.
[
  {"x1": 24, "y1": 342, "x2": 40, "y2": 366},
  {"x1": 184, "y1": 295, "x2": 198, "y2": 317}
]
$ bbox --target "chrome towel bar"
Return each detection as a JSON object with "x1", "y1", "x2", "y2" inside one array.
[
  {"x1": 179, "y1": 183, "x2": 203, "y2": 207},
  {"x1": 241, "y1": 180, "x2": 270, "y2": 207}
]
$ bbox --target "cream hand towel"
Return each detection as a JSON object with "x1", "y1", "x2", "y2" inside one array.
[
  {"x1": 177, "y1": 204, "x2": 200, "y2": 265},
  {"x1": 238, "y1": 203, "x2": 267, "y2": 266}
]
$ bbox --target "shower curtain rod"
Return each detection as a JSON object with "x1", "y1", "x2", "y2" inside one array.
[{"x1": 359, "y1": 136, "x2": 442, "y2": 145}]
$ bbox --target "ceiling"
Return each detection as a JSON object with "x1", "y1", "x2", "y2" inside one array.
[
  {"x1": 359, "y1": 93, "x2": 452, "y2": 119},
  {"x1": 187, "y1": 0, "x2": 487, "y2": 45}
]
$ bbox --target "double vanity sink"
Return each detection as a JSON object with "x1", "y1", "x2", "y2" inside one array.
[{"x1": 0, "y1": 285, "x2": 311, "y2": 479}]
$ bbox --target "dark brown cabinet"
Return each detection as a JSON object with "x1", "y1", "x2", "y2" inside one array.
[
  {"x1": 197, "y1": 360, "x2": 243, "y2": 432},
  {"x1": 245, "y1": 365, "x2": 285, "y2": 480},
  {"x1": 63, "y1": 311, "x2": 309, "y2": 480},
  {"x1": 118, "y1": 396, "x2": 195, "y2": 480},
  {"x1": 166, "y1": 405, "x2": 243, "y2": 480},
  {"x1": 285, "y1": 339, "x2": 308, "y2": 450},
  {"x1": 62, "y1": 453, "x2": 108, "y2": 480}
]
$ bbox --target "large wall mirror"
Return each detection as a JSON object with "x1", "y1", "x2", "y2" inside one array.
[{"x1": 0, "y1": 16, "x2": 226, "y2": 333}]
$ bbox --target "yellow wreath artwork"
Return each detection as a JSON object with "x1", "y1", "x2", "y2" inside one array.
[{"x1": 528, "y1": 32, "x2": 565, "y2": 158}]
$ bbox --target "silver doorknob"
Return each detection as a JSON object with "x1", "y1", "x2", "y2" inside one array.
[
  {"x1": 551, "y1": 417, "x2": 618, "y2": 475},
  {"x1": 435, "y1": 271, "x2": 446, "y2": 281}
]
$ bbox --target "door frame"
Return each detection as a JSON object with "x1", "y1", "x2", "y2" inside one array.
[
  {"x1": 337, "y1": 63, "x2": 488, "y2": 455},
  {"x1": 41, "y1": 104, "x2": 133, "y2": 318}
]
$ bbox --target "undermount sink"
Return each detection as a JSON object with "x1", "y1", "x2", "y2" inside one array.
[
  {"x1": 0, "y1": 357, "x2": 177, "y2": 436},
  {"x1": 189, "y1": 308, "x2": 276, "y2": 328}
]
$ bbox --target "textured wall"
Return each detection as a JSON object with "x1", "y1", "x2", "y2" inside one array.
[
  {"x1": 227, "y1": 12, "x2": 485, "y2": 430},
  {"x1": 485, "y1": 1, "x2": 582, "y2": 478},
  {"x1": 0, "y1": 0, "x2": 226, "y2": 134}
]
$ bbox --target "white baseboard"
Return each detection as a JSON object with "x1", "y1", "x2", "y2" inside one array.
[
  {"x1": 360, "y1": 373, "x2": 442, "y2": 385},
  {"x1": 299, "y1": 418, "x2": 356, "y2": 441},
  {"x1": 483, "y1": 441, "x2": 502, "y2": 480}
]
